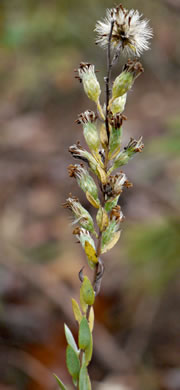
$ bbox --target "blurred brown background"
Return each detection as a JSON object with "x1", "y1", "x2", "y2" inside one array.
[{"x1": 0, "y1": 0, "x2": 180, "y2": 389}]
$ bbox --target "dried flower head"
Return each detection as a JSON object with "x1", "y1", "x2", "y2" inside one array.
[
  {"x1": 63, "y1": 195, "x2": 94, "y2": 232},
  {"x1": 68, "y1": 164, "x2": 100, "y2": 207},
  {"x1": 69, "y1": 142, "x2": 98, "y2": 173},
  {"x1": 110, "y1": 205, "x2": 125, "y2": 223},
  {"x1": 76, "y1": 110, "x2": 97, "y2": 125},
  {"x1": 95, "y1": 4, "x2": 153, "y2": 57},
  {"x1": 105, "y1": 172, "x2": 131, "y2": 197},
  {"x1": 124, "y1": 136, "x2": 144, "y2": 154},
  {"x1": 109, "y1": 113, "x2": 127, "y2": 129}
]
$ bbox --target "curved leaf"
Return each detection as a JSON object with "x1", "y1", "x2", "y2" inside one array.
[
  {"x1": 64, "y1": 324, "x2": 79, "y2": 354},
  {"x1": 66, "y1": 345, "x2": 80, "y2": 379},
  {"x1": 79, "y1": 364, "x2": 91, "y2": 390},
  {"x1": 80, "y1": 276, "x2": 95, "y2": 306},
  {"x1": 53, "y1": 374, "x2": 68, "y2": 390},
  {"x1": 78, "y1": 317, "x2": 91, "y2": 350},
  {"x1": 72, "y1": 298, "x2": 82, "y2": 324}
]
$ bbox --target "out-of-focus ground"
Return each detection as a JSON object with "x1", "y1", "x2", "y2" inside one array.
[{"x1": 0, "y1": 0, "x2": 180, "y2": 389}]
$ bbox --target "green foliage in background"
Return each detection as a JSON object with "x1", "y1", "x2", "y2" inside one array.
[{"x1": 126, "y1": 218, "x2": 180, "y2": 293}]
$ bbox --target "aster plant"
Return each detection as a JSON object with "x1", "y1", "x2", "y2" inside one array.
[{"x1": 55, "y1": 4, "x2": 152, "y2": 390}]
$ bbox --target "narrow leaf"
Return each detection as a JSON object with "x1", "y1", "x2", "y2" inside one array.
[
  {"x1": 88, "y1": 306, "x2": 94, "y2": 332},
  {"x1": 72, "y1": 377, "x2": 78, "y2": 387},
  {"x1": 79, "y1": 364, "x2": 89, "y2": 390},
  {"x1": 66, "y1": 345, "x2": 80, "y2": 379},
  {"x1": 96, "y1": 165, "x2": 107, "y2": 185},
  {"x1": 72, "y1": 298, "x2": 82, "y2": 324},
  {"x1": 100, "y1": 123, "x2": 108, "y2": 148},
  {"x1": 86, "y1": 191, "x2": 100, "y2": 208},
  {"x1": 101, "y1": 230, "x2": 121, "y2": 254},
  {"x1": 84, "y1": 241, "x2": 98, "y2": 265},
  {"x1": 85, "y1": 331, "x2": 93, "y2": 366},
  {"x1": 80, "y1": 287, "x2": 88, "y2": 314},
  {"x1": 80, "y1": 276, "x2": 95, "y2": 306},
  {"x1": 53, "y1": 374, "x2": 68, "y2": 390},
  {"x1": 78, "y1": 317, "x2": 91, "y2": 350},
  {"x1": 87, "y1": 374, "x2": 92, "y2": 390},
  {"x1": 96, "y1": 207, "x2": 109, "y2": 232},
  {"x1": 64, "y1": 324, "x2": 79, "y2": 354}
]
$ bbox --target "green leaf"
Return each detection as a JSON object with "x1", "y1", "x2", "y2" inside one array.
[
  {"x1": 84, "y1": 241, "x2": 98, "y2": 265},
  {"x1": 79, "y1": 317, "x2": 91, "y2": 350},
  {"x1": 64, "y1": 324, "x2": 79, "y2": 354},
  {"x1": 80, "y1": 286, "x2": 88, "y2": 314},
  {"x1": 79, "y1": 364, "x2": 91, "y2": 390},
  {"x1": 88, "y1": 306, "x2": 94, "y2": 332},
  {"x1": 72, "y1": 377, "x2": 78, "y2": 387},
  {"x1": 101, "y1": 231, "x2": 121, "y2": 254},
  {"x1": 87, "y1": 374, "x2": 92, "y2": 390},
  {"x1": 80, "y1": 276, "x2": 95, "y2": 306},
  {"x1": 53, "y1": 374, "x2": 68, "y2": 390},
  {"x1": 66, "y1": 345, "x2": 80, "y2": 379},
  {"x1": 85, "y1": 332, "x2": 93, "y2": 366},
  {"x1": 72, "y1": 298, "x2": 82, "y2": 324}
]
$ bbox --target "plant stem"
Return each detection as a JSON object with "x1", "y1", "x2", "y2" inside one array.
[
  {"x1": 105, "y1": 20, "x2": 114, "y2": 144},
  {"x1": 86, "y1": 22, "x2": 114, "y2": 366},
  {"x1": 86, "y1": 26, "x2": 114, "y2": 320}
]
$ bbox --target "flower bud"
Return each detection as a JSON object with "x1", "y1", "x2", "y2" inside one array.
[
  {"x1": 109, "y1": 114, "x2": 127, "y2": 158},
  {"x1": 124, "y1": 136, "x2": 144, "y2": 156},
  {"x1": 109, "y1": 137, "x2": 144, "y2": 171},
  {"x1": 76, "y1": 110, "x2": 100, "y2": 152},
  {"x1": 101, "y1": 219, "x2": 121, "y2": 254},
  {"x1": 69, "y1": 142, "x2": 98, "y2": 174},
  {"x1": 101, "y1": 205, "x2": 125, "y2": 254},
  {"x1": 103, "y1": 172, "x2": 131, "y2": 211},
  {"x1": 68, "y1": 164, "x2": 100, "y2": 208},
  {"x1": 111, "y1": 60, "x2": 143, "y2": 100},
  {"x1": 63, "y1": 196, "x2": 94, "y2": 232},
  {"x1": 109, "y1": 93, "x2": 127, "y2": 115},
  {"x1": 73, "y1": 227, "x2": 96, "y2": 252},
  {"x1": 76, "y1": 62, "x2": 101, "y2": 103}
]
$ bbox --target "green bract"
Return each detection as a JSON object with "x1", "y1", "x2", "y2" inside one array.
[
  {"x1": 83, "y1": 122, "x2": 100, "y2": 152},
  {"x1": 112, "y1": 71, "x2": 134, "y2": 99}
]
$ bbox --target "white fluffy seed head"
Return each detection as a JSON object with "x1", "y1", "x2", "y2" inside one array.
[{"x1": 95, "y1": 5, "x2": 153, "y2": 57}]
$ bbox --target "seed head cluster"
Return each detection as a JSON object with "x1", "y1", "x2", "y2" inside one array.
[{"x1": 95, "y1": 4, "x2": 153, "y2": 56}]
